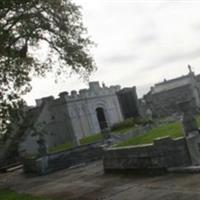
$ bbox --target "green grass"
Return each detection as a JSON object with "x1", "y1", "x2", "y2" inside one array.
[
  {"x1": 79, "y1": 133, "x2": 103, "y2": 145},
  {"x1": 0, "y1": 189, "x2": 50, "y2": 200},
  {"x1": 116, "y1": 122, "x2": 183, "y2": 147},
  {"x1": 48, "y1": 115, "x2": 200, "y2": 149},
  {"x1": 48, "y1": 142, "x2": 73, "y2": 153}
]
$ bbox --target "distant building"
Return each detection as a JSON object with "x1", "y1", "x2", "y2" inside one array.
[
  {"x1": 19, "y1": 82, "x2": 123, "y2": 154},
  {"x1": 116, "y1": 87, "x2": 140, "y2": 119},
  {"x1": 143, "y1": 67, "x2": 200, "y2": 117},
  {"x1": 19, "y1": 66, "x2": 200, "y2": 155}
]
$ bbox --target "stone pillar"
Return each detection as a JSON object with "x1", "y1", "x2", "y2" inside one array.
[
  {"x1": 37, "y1": 137, "x2": 48, "y2": 157},
  {"x1": 36, "y1": 137, "x2": 49, "y2": 174},
  {"x1": 179, "y1": 99, "x2": 200, "y2": 165}
]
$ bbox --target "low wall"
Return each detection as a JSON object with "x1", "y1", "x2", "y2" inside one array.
[
  {"x1": 23, "y1": 142, "x2": 103, "y2": 175},
  {"x1": 103, "y1": 137, "x2": 192, "y2": 174}
]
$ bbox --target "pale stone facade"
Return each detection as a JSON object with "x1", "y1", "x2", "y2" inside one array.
[
  {"x1": 64, "y1": 82, "x2": 123, "y2": 139},
  {"x1": 143, "y1": 68, "x2": 200, "y2": 117},
  {"x1": 19, "y1": 82, "x2": 123, "y2": 155}
]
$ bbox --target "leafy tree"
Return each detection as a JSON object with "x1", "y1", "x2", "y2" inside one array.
[{"x1": 0, "y1": 0, "x2": 95, "y2": 137}]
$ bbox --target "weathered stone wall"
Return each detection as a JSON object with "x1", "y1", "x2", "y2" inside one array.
[
  {"x1": 116, "y1": 87, "x2": 140, "y2": 119},
  {"x1": 144, "y1": 85, "x2": 193, "y2": 117},
  {"x1": 23, "y1": 142, "x2": 103, "y2": 175},
  {"x1": 143, "y1": 72, "x2": 200, "y2": 118},
  {"x1": 103, "y1": 137, "x2": 192, "y2": 174},
  {"x1": 196, "y1": 74, "x2": 200, "y2": 101},
  {"x1": 19, "y1": 97, "x2": 76, "y2": 155},
  {"x1": 196, "y1": 74, "x2": 200, "y2": 83}
]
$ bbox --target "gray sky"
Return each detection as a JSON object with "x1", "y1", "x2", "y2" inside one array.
[{"x1": 24, "y1": 0, "x2": 200, "y2": 105}]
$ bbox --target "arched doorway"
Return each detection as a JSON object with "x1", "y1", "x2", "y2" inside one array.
[{"x1": 96, "y1": 107, "x2": 108, "y2": 130}]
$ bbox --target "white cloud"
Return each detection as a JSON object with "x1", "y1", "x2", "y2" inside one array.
[{"x1": 24, "y1": 0, "x2": 200, "y2": 105}]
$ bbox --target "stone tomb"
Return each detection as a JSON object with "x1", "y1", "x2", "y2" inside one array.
[
  {"x1": 103, "y1": 137, "x2": 191, "y2": 174},
  {"x1": 103, "y1": 99, "x2": 200, "y2": 173}
]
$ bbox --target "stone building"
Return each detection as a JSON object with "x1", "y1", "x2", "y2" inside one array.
[
  {"x1": 116, "y1": 87, "x2": 140, "y2": 119},
  {"x1": 143, "y1": 67, "x2": 200, "y2": 118},
  {"x1": 19, "y1": 82, "x2": 123, "y2": 154}
]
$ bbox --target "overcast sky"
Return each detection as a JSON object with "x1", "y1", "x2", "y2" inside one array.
[{"x1": 24, "y1": 0, "x2": 200, "y2": 105}]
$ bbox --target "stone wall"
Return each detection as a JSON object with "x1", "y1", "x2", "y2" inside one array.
[
  {"x1": 19, "y1": 97, "x2": 76, "y2": 155},
  {"x1": 196, "y1": 74, "x2": 200, "y2": 83},
  {"x1": 64, "y1": 82, "x2": 123, "y2": 139},
  {"x1": 143, "y1": 72, "x2": 200, "y2": 118},
  {"x1": 116, "y1": 87, "x2": 140, "y2": 119},
  {"x1": 144, "y1": 85, "x2": 195, "y2": 117},
  {"x1": 23, "y1": 142, "x2": 103, "y2": 175},
  {"x1": 19, "y1": 81, "x2": 123, "y2": 155},
  {"x1": 103, "y1": 137, "x2": 192, "y2": 174}
]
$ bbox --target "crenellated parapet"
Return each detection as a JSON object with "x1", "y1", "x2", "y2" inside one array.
[
  {"x1": 57, "y1": 81, "x2": 121, "y2": 102},
  {"x1": 35, "y1": 96, "x2": 54, "y2": 107},
  {"x1": 35, "y1": 82, "x2": 121, "y2": 105}
]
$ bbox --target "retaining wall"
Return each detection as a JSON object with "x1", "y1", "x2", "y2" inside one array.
[
  {"x1": 23, "y1": 142, "x2": 103, "y2": 175},
  {"x1": 103, "y1": 137, "x2": 192, "y2": 174}
]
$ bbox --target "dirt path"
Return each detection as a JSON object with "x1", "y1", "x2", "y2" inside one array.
[{"x1": 1, "y1": 161, "x2": 200, "y2": 200}]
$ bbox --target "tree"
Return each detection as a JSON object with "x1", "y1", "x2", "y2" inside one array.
[{"x1": 0, "y1": 0, "x2": 96, "y2": 137}]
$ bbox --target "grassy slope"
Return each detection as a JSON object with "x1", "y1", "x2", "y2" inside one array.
[
  {"x1": 116, "y1": 115, "x2": 200, "y2": 147},
  {"x1": 48, "y1": 142, "x2": 73, "y2": 153},
  {"x1": 48, "y1": 116, "x2": 200, "y2": 151},
  {"x1": 0, "y1": 189, "x2": 50, "y2": 200},
  {"x1": 116, "y1": 122, "x2": 183, "y2": 147},
  {"x1": 79, "y1": 133, "x2": 103, "y2": 145},
  {"x1": 48, "y1": 133, "x2": 104, "y2": 153}
]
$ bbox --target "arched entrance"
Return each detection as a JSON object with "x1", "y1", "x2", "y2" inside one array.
[{"x1": 96, "y1": 107, "x2": 108, "y2": 130}]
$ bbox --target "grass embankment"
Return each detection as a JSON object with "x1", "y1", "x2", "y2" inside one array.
[
  {"x1": 0, "y1": 189, "x2": 50, "y2": 200},
  {"x1": 116, "y1": 115, "x2": 200, "y2": 147},
  {"x1": 48, "y1": 133, "x2": 104, "y2": 153},
  {"x1": 79, "y1": 133, "x2": 103, "y2": 145},
  {"x1": 48, "y1": 142, "x2": 73, "y2": 153},
  {"x1": 116, "y1": 122, "x2": 183, "y2": 147}
]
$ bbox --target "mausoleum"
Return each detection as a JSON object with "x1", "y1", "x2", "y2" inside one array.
[{"x1": 19, "y1": 82, "x2": 123, "y2": 154}]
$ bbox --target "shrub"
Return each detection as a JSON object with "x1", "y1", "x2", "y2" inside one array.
[
  {"x1": 111, "y1": 117, "x2": 153, "y2": 132},
  {"x1": 134, "y1": 117, "x2": 154, "y2": 126},
  {"x1": 111, "y1": 118, "x2": 136, "y2": 132}
]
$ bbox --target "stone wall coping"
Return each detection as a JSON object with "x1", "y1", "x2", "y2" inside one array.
[
  {"x1": 105, "y1": 143, "x2": 153, "y2": 151},
  {"x1": 173, "y1": 136, "x2": 184, "y2": 141},
  {"x1": 105, "y1": 136, "x2": 185, "y2": 151},
  {"x1": 103, "y1": 135, "x2": 191, "y2": 173}
]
